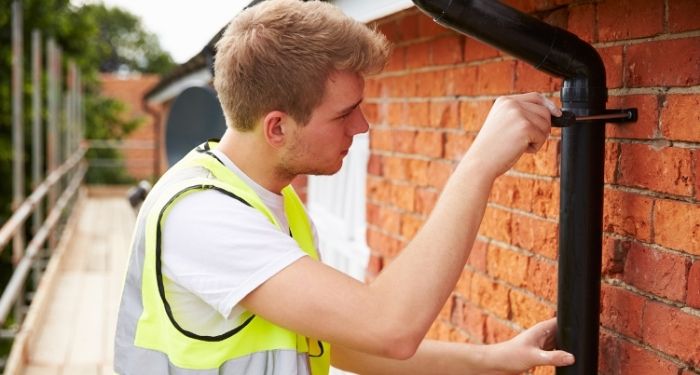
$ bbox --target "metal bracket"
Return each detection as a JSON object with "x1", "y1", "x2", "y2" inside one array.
[{"x1": 552, "y1": 108, "x2": 638, "y2": 127}]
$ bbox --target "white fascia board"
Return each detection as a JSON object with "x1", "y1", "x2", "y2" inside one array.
[
  {"x1": 332, "y1": 0, "x2": 414, "y2": 23},
  {"x1": 147, "y1": 67, "x2": 213, "y2": 104}
]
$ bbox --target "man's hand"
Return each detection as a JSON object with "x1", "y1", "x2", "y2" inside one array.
[
  {"x1": 486, "y1": 318, "x2": 575, "y2": 374},
  {"x1": 463, "y1": 92, "x2": 561, "y2": 181}
]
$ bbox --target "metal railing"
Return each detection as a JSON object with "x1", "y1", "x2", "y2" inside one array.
[{"x1": 0, "y1": 1, "x2": 85, "y2": 343}]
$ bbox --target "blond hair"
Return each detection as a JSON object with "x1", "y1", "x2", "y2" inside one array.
[{"x1": 214, "y1": 0, "x2": 390, "y2": 131}]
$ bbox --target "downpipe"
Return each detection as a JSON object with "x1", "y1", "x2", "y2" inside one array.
[{"x1": 410, "y1": 1, "x2": 628, "y2": 374}]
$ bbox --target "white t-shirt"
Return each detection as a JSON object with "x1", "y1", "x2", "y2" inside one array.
[{"x1": 161, "y1": 149, "x2": 315, "y2": 336}]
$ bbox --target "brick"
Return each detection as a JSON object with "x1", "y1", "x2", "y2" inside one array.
[
  {"x1": 567, "y1": 3, "x2": 596, "y2": 43},
  {"x1": 602, "y1": 236, "x2": 627, "y2": 277},
  {"x1": 600, "y1": 284, "x2": 645, "y2": 339},
  {"x1": 467, "y1": 239, "x2": 488, "y2": 273},
  {"x1": 669, "y1": 0, "x2": 700, "y2": 33},
  {"x1": 513, "y1": 139, "x2": 560, "y2": 177},
  {"x1": 623, "y1": 242, "x2": 690, "y2": 302},
  {"x1": 514, "y1": 61, "x2": 557, "y2": 93},
  {"x1": 618, "y1": 144, "x2": 693, "y2": 196},
  {"x1": 414, "y1": 187, "x2": 438, "y2": 215},
  {"x1": 377, "y1": 205, "x2": 401, "y2": 235},
  {"x1": 484, "y1": 315, "x2": 517, "y2": 344},
  {"x1": 385, "y1": 46, "x2": 405, "y2": 72},
  {"x1": 531, "y1": 178, "x2": 559, "y2": 219},
  {"x1": 392, "y1": 130, "x2": 416, "y2": 153},
  {"x1": 429, "y1": 100, "x2": 459, "y2": 128},
  {"x1": 476, "y1": 60, "x2": 515, "y2": 95},
  {"x1": 406, "y1": 41, "x2": 431, "y2": 69},
  {"x1": 525, "y1": 257, "x2": 557, "y2": 302},
  {"x1": 642, "y1": 301, "x2": 700, "y2": 365},
  {"x1": 690, "y1": 261, "x2": 700, "y2": 309},
  {"x1": 398, "y1": 74, "x2": 418, "y2": 97},
  {"x1": 429, "y1": 69, "x2": 448, "y2": 97},
  {"x1": 400, "y1": 213, "x2": 423, "y2": 240},
  {"x1": 367, "y1": 176, "x2": 390, "y2": 202},
  {"x1": 471, "y1": 273, "x2": 510, "y2": 318},
  {"x1": 406, "y1": 101, "x2": 430, "y2": 127},
  {"x1": 431, "y1": 35, "x2": 464, "y2": 66},
  {"x1": 427, "y1": 160, "x2": 453, "y2": 190},
  {"x1": 367, "y1": 154, "x2": 382, "y2": 176},
  {"x1": 479, "y1": 206, "x2": 513, "y2": 244},
  {"x1": 450, "y1": 66, "x2": 479, "y2": 96},
  {"x1": 661, "y1": 95, "x2": 700, "y2": 142},
  {"x1": 512, "y1": 215, "x2": 559, "y2": 260},
  {"x1": 390, "y1": 183, "x2": 415, "y2": 211},
  {"x1": 407, "y1": 159, "x2": 429, "y2": 186},
  {"x1": 370, "y1": 128, "x2": 393, "y2": 151},
  {"x1": 383, "y1": 156, "x2": 408, "y2": 181},
  {"x1": 600, "y1": 333, "x2": 680, "y2": 375},
  {"x1": 459, "y1": 100, "x2": 492, "y2": 132},
  {"x1": 444, "y1": 132, "x2": 474, "y2": 161},
  {"x1": 418, "y1": 12, "x2": 447, "y2": 38},
  {"x1": 386, "y1": 102, "x2": 403, "y2": 127},
  {"x1": 626, "y1": 38, "x2": 700, "y2": 87},
  {"x1": 397, "y1": 13, "x2": 420, "y2": 42},
  {"x1": 603, "y1": 188, "x2": 653, "y2": 241},
  {"x1": 605, "y1": 95, "x2": 659, "y2": 140},
  {"x1": 486, "y1": 246, "x2": 529, "y2": 287},
  {"x1": 464, "y1": 37, "x2": 500, "y2": 62},
  {"x1": 599, "y1": 46, "x2": 624, "y2": 89},
  {"x1": 697, "y1": 151, "x2": 700, "y2": 201},
  {"x1": 490, "y1": 175, "x2": 533, "y2": 213},
  {"x1": 414, "y1": 131, "x2": 444, "y2": 158},
  {"x1": 510, "y1": 290, "x2": 555, "y2": 328},
  {"x1": 604, "y1": 142, "x2": 619, "y2": 184},
  {"x1": 598, "y1": 0, "x2": 663, "y2": 42},
  {"x1": 452, "y1": 299, "x2": 486, "y2": 343},
  {"x1": 654, "y1": 199, "x2": 700, "y2": 255}
]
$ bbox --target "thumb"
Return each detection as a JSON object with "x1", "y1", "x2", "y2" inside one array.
[{"x1": 536, "y1": 350, "x2": 575, "y2": 367}]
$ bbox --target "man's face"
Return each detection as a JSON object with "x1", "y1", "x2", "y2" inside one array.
[{"x1": 278, "y1": 70, "x2": 369, "y2": 176}]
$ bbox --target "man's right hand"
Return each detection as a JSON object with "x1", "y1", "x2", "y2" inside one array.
[{"x1": 463, "y1": 92, "x2": 561, "y2": 181}]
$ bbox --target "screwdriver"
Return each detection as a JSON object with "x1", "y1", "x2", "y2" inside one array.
[{"x1": 551, "y1": 109, "x2": 637, "y2": 127}]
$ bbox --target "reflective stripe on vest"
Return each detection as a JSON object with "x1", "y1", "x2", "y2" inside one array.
[{"x1": 114, "y1": 141, "x2": 330, "y2": 374}]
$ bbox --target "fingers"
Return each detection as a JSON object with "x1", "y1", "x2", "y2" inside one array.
[
  {"x1": 508, "y1": 92, "x2": 562, "y2": 116},
  {"x1": 536, "y1": 349, "x2": 575, "y2": 367}
]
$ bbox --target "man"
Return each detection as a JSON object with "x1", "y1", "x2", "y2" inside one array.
[{"x1": 115, "y1": 0, "x2": 573, "y2": 374}]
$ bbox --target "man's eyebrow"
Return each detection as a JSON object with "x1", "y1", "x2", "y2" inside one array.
[{"x1": 337, "y1": 98, "x2": 363, "y2": 115}]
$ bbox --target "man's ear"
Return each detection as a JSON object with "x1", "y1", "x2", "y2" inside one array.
[{"x1": 262, "y1": 110, "x2": 289, "y2": 148}]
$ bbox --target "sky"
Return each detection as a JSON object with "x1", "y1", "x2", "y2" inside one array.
[{"x1": 71, "y1": 0, "x2": 251, "y2": 63}]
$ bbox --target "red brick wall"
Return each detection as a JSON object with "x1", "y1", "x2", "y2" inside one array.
[
  {"x1": 100, "y1": 73, "x2": 164, "y2": 180},
  {"x1": 363, "y1": 1, "x2": 700, "y2": 373}
]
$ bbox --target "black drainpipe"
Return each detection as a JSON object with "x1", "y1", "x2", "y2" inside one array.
[{"x1": 410, "y1": 1, "x2": 629, "y2": 374}]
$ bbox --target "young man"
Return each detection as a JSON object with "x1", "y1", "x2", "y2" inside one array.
[{"x1": 115, "y1": 0, "x2": 573, "y2": 374}]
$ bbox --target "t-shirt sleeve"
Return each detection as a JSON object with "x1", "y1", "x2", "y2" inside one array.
[{"x1": 161, "y1": 189, "x2": 307, "y2": 319}]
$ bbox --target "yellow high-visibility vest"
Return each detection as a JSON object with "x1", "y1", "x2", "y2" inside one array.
[{"x1": 114, "y1": 141, "x2": 330, "y2": 374}]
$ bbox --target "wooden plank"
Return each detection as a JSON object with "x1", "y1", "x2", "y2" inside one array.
[
  {"x1": 66, "y1": 274, "x2": 105, "y2": 365},
  {"x1": 22, "y1": 365, "x2": 59, "y2": 375}
]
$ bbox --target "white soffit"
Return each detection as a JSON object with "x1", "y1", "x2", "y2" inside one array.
[
  {"x1": 332, "y1": 0, "x2": 414, "y2": 23},
  {"x1": 147, "y1": 67, "x2": 213, "y2": 104}
]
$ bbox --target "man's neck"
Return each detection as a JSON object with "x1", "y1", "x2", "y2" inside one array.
[{"x1": 216, "y1": 128, "x2": 292, "y2": 194}]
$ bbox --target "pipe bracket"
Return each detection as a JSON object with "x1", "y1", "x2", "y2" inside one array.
[{"x1": 552, "y1": 108, "x2": 638, "y2": 127}]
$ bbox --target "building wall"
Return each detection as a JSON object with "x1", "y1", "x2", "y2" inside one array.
[
  {"x1": 100, "y1": 73, "x2": 164, "y2": 181},
  {"x1": 363, "y1": 0, "x2": 699, "y2": 373}
]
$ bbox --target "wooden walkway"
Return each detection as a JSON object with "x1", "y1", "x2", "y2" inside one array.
[{"x1": 6, "y1": 187, "x2": 135, "y2": 375}]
